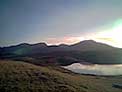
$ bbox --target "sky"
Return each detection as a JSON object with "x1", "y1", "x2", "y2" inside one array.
[{"x1": 1, "y1": 0, "x2": 122, "y2": 48}]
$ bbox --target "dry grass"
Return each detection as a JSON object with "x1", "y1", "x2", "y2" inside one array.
[{"x1": 0, "y1": 60, "x2": 122, "y2": 92}]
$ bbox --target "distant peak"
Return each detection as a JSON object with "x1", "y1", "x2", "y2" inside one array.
[
  {"x1": 34, "y1": 42, "x2": 47, "y2": 45},
  {"x1": 72, "y1": 40, "x2": 97, "y2": 46},
  {"x1": 18, "y1": 43, "x2": 30, "y2": 46},
  {"x1": 79, "y1": 40, "x2": 96, "y2": 43},
  {"x1": 32, "y1": 42, "x2": 47, "y2": 47}
]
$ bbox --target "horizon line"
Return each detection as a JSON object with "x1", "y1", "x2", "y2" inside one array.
[{"x1": 1, "y1": 39, "x2": 122, "y2": 49}]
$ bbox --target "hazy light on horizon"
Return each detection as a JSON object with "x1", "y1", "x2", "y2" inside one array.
[
  {"x1": 93, "y1": 19, "x2": 122, "y2": 48},
  {"x1": 43, "y1": 19, "x2": 122, "y2": 48}
]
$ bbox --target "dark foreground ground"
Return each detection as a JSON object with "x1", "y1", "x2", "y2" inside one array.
[{"x1": 0, "y1": 60, "x2": 122, "y2": 92}]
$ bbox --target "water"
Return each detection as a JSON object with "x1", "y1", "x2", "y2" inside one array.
[{"x1": 63, "y1": 63, "x2": 122, "y2": 76}]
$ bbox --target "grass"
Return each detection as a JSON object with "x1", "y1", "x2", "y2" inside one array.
[{"x1": 0, "y1": 60, "x2": 122, "y2": 92}]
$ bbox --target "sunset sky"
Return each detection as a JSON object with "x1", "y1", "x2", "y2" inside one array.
[{"x1": 1, "y1": 0, "x2": 122, "y2": 48}]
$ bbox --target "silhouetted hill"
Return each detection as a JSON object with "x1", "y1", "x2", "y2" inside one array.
[
  {"x1": 70, "y1": 40, "x2": 115, "y2": 51},
  {"x1": 0, "y1": 40, "x2": 122, "y2": 65}
]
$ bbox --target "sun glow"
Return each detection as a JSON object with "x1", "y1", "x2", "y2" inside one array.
[
  {"x1": 94, "y1": 19, "x2": 122, "y2": 48},
  {"x1": 46, "y1": 19, "x2": 122, "y2": 48}
]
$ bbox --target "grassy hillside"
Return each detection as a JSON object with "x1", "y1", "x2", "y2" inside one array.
[{"x1": 0, "y1": 60, "x2": 122, "y2": 92}]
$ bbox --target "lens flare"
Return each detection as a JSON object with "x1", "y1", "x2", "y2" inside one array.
[{"x1": 94, "y1": 19, "x2": 122, "y2": 48}]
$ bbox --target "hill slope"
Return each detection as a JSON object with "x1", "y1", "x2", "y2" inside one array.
[{"x1": 0, "y1": 60, "x2": 122, "y2": 92}]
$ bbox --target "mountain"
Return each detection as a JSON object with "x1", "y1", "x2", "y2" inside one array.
[
  {"x1": 0, "y1": 40, "x2": 122, "y2": 65},
  {"x1": 0, "y1": 43, "x2": 48, "y2": 57},
  {"x1": 70, "y1": 40, "x2": 115, "y2": 51},
  {"x1": 0, "y1": 59, "x2": 122, "y2": 92}
]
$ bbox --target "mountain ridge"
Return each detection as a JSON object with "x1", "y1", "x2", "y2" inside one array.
[
  {"x1": 0, "y1": 40, "x2": 122, "y2": 65},
  {"x1": 0, "y1": 40, "x2": 119, "y2": 48}
]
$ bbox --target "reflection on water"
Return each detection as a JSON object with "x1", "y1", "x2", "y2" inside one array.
[{"x1": 63, "y1": 63, "x2": 122, "y2": 76}]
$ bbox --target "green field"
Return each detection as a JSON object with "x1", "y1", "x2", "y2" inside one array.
[{"x1": 0, "y1": 60, "x2": 122, "y2": 92}]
